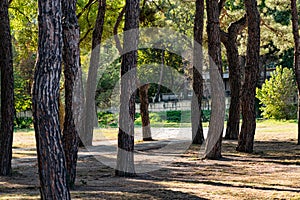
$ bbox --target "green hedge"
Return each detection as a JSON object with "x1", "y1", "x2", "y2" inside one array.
[{"x1": 14, "y1": 117, "x2": 33, "y2": 129}]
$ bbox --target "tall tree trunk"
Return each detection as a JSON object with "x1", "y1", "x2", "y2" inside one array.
[
  {"x1": 154, "y1": 50, "x2": 165, "y2": 102},
  {"x1": 62, "y1": 0, "x2": 82, "y2": 188},
  {"x1": 237, "y1": 0, "x2": 260, "y2": 153},
  {"x1": 139, "y1": 84, "x2": 152, "y2": 141},
  {"x1": 115, "y1": 0, "x2": 140, "y2": 177},
  {"x1": 83, "y1": 0, "x2": 106, "y2": 146},
  {"x1": 0, "y1": 0, "x2": 14, "y2": 176},
  {"x1": 204, "y1": 0, "x2": 225, "y2": 159},
  {"x1": 32, "y1": 0, "x2": 71, "y2": 198},
  {"x1": 221, "y1": 16, "x2": 247, "y2": 140},
  {"x1": 291, "y1": 0, "x2": 300, "y2": 145},
  {"x1": 113, "y1": 7, "x2": 152, "y2": 141},
  {"x1": 192, "y1": 0, "x2": 204, "y2": 145}
]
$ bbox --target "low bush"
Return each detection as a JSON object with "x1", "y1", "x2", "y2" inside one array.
[
  {"x1": 14, "y1": 117, "x2": 33, "y2": 129},
  {"x1": 97, "y1": 111, "x2": 118, "y2": 128}
]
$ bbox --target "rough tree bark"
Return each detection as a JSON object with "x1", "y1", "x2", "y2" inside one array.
[
  {"x1": 291, "y1": 0, "x2": 300, "y2": 145},
  {"x1": 220, "y1": 16, "x2": 247, "y2": 140},
  {"x1": 83, "y1": 0, "x2": 106, "y2": 146},
  {"x1": 236, "y1": 0, "x2": 260, "y2": 153},
  {"x1": 139, "y1": 84, "x2": 152, "y2": 141},
  {"x1": 192, "y1": 0, "x2": 205, "y2": 144},
  {"x1": 32, "y1": 0, "x2": 71, "y2": 198},
  {"x1": 115, "y1": 0, "x2": 140, "y2": 177},
  {"x1": 204, "y1": 0, "x2": 225, "y2": 159},
  {"x1": 62, "y1": 0, "x2": 83, "y2": 188},
  {"x1": 0, "y1": 0, "x2": 14, "y2": 176}
]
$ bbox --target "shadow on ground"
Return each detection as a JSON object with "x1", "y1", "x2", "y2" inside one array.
[{"x1": 0, "y1": 139, "x2": 300, "y2": 199}]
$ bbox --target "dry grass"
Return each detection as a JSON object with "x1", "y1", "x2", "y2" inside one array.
[{"x1": 1, "y1": 120, "x2": 300, "y2": 199}]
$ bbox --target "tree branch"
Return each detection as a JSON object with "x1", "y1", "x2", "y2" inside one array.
[
  {"x1": 113, "y1": 6, "x2": 125, "y2": 54},
  {"x1": 9, "y1": 7, "x2": 31, "y2": 23},
  {"x1": 218, "y1": 0, "x2": 226, "y2": 15},
  {"x1": 220, "y1": 14, "x2": 247, "y2": 48},
  {"x1": 142, "y1": 0, "x2": 148, "y2": 11},
  {"x1": 77, "y1": 0, "x2": 97, "y2": 19},
  {"x1": 220, "y1": 30, "x2": 229, "y2": 46},
  {"x1": 150, "y1": 0, "x2": 164, "y2": 13},
  {"x1": 261, "y1": 17, "x2": 284, "y2": 37},
  {"x1": 80, "y1": 28, "x2": 93, "y2": 44},
  {"x1": 228, "y1": 14, "x2": 247, "y2": 36}
]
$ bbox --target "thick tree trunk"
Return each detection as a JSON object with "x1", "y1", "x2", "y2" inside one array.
[
  {"x1": 139, "y1": 84, "x2": 152, "y2": 141},
  {"x1": 192, "y1": 0, "x2": 204, "y2": 145},
  {"x1": 237, "y1": 0, "x2": 260, "y2": 153},
  {"x1": 115, "y1": 0, "x2": 140, "y2": 177},
  {"x1": 204, "y1": 0, "x2": 225, "y2": 159},
  {"x1": 32, "y1": 0, "x2": 70, "y2": 198},
  {"x1": 83, "y1": 0, "x2": 106, "y2": 146},
  {"x1": 221, "y1": 16, "x2": 247, "y2": 140},
  {"x1": 0, "y1": 0, "x2": 14, "y2": 176},
  {"x1": 62, "y1": 0, "x2": 82, "y2": 188},
  {"x1": 291, "y1": 0, "x2": 300, "y2": 145}
]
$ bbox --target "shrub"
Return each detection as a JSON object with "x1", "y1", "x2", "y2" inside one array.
[
  {"x1": 256, "y1": 66, "x2": 297, "y2": 120},
  {"x1": 97, "y1": 111, "x2": 118, "y2": 128},
  {"x1": 201, "y1": 110, "x2": 211, "y2": 122},
  {"x1": 14, "y1": 117, "x2": 33, "y2": 129}
]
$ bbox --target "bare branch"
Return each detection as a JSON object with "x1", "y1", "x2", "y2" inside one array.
[
  {"x1": 79, "y1": 28, "x2": 93, "y2": 44},
  {"x1": 77, "y1": 0, "x2": 97, "y2": 19},
  {"x1": 114, "y1": 6, "x2": 125, "y2": 54},
  {"x1": 260, "y1": 17, "x2": 284, "y2": 37},
  {"x1": 9, "y1": 7, "x2": 31, "y2": 23}
]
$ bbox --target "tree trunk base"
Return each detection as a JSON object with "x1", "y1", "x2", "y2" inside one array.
[
  {"x1": 143, "y1": 137, "x2": 154, "y2": 141},
  {"x1": 115, "y1": 170, "x2": 136, "y2": 177},
  {"x1": 236, "y1": 145, "x2": 253, "y2": 153}
]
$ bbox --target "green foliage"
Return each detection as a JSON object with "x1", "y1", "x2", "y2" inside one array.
[
  {"x1": 279, "y1": 48, "x2": 294, "y2": 69},
  {"x1": 201, "y1": 110, "x2": 211, "y2": 122},
  {"x1": 256, "y1": 66, "x2": 297, "y2": 120},
  {"x1": 14, "y1": 72, "x2": 32, "y2": 113},
  {"x1": 97, "y1": 111, "x2": 118, "y2": 128},
  {"x1": 95, "y1": 59, "x2": 121, "y2": 109},
  {"x1": 14, "y1": 117, "x2": 33, "y2": 129},
  {"x1": 99, "y1": 110, "x2": 193, "y2": 127},
  {"x1": 135, "y1": 110, "x2": 191, "y2": 124},
  {"x1": 273, "y1": 10, "x2": 291, "y2": 26}
]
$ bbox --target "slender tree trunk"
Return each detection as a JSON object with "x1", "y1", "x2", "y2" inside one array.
[
  {"x1": 237, "y1": 0, "x2": 260, "y2": 153},
  {"x1": 291, "y1": 0, "x2": 300, "y2": 145},
  {"x1": 83, "y1": 0, "x2": 106, "y2": 146},
  {"x1": 221, "y1": 16, "x2": 247, "y2": 140},
  {"x1": 0, "y1": 0, "x2": 14, "y2": 176},
  {"x1": 62, "y1": 0, "x2": 82, "y2": 188},
  {"x1": 32, "y1": 0, "x2": 70, "y2": 198},
  {"x1": 114, "y1": 6, "x2": 125, "y2": 54},
  {"x1": 204, "y1": 0, "x2": 225, "y2": 159},
  {"x1": 139, "y1": 84, "x2": 152, "y2": 141},
  {"x1": 155, "y1": 50, "x2": 165, "y2": 102},
  {"x1": 192, "y1": 0, "x2": 204, "y2": 144},
  {"x1": 115, "y1": 0, "x2": 140, "y2": 177}
]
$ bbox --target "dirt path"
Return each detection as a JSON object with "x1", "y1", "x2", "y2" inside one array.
[{"x1": 0, "y1": 128, "x2": 300, "y2": 199}]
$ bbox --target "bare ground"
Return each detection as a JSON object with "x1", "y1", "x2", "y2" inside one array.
[{"x1": 1, "y1": 124, "x2": 300, "y2": 199}]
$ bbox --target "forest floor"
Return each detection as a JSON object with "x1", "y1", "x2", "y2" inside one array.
[{"x1": 1, "y1": 120, "x2": 300, "y2": 199}]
